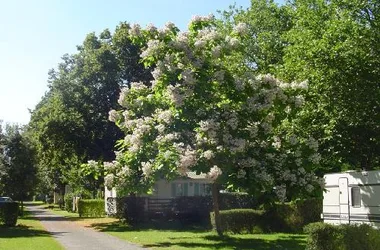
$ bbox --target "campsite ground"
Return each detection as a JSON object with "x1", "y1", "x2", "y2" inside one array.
[
  {"x1": 1, "y1": 202, "x2": 307, "y2": 250},
  {"x1": 44, "y1": 204, "x2": 307, "y2": 250}
]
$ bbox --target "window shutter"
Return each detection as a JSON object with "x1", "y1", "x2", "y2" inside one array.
[
  {"x1": 184, "y1": 183, "x2": 188, "y2": 196},
  {"x1": 171, "y1": 183, "x2": 176, "y2": 197},
  {"x1": 194, "y1": 183, "x2": 200, "y2": 196}
]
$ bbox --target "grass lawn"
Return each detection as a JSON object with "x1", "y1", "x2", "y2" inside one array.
[
  {"x1": 0, "y1": 209, "x2": 63, "y2": 250},
  {"x1": 93, "y1": 222, "x2": 307, "y2": 250},
  {"x1": 43, "y1": 205, "x2": 307, "y2": 249}
]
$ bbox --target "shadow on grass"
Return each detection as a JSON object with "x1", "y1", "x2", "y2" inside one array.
[
  {"x1": 92, "y1": 220, "x2": 210, "y2": 233},
  {"x1": 144, "y1": 234, "x2": 306, "y2": 250},
  {"x1": 0, "y1": 224, "x2": 53, "y2": 238}
]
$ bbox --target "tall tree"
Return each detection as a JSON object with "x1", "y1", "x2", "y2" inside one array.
[
  {"x1": 104, "y1": 17, "x2": 321, "y2": 235},
  {"x1": 28, "y1": 24, "x2": 151, "y2": 195},
  {"x1": 282, "y1": 0, "x2": 380, "y2": 170},
  {"x1": 0, "y1": 124, "x2": 37, "y2": 213}
]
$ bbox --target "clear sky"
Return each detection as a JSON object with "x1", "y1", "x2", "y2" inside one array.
[{"x1": 0, "y1": 0, "x2": 278, "y2": 125}]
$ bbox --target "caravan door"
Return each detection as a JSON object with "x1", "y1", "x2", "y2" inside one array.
[{"x1": 339, "y1": 177, "x2": 350, "y2": 224}]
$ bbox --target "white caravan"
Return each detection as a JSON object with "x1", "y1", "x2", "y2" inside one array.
[{"x1": 322, "y1": 170, "x2": 380, "y2": 228}]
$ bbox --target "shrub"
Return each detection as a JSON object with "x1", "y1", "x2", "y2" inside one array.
[
  {"x1": 78, "y1": 199, "x2": 105, "y2": 217},
  {"x1": 264, "y1": 198, "x2": 322, "y2": 232},
  {"x1": 0, "y1": 202, "x2": 19, "y2": 227},
  {"x1": 116, "y1": 197, "x2": 146, "y2": 224},
  {"x1": 64, "y1": 193, "x2": 74, "y2": 212},
  {"x1": 210, "y1": 209, "x2": 265, "y2": 234},
  {"x1": 219, "y1": 192, "x2": 256, "y2": 210},
  {"x1": 304, "y1": 222, "x2": 380, "y2": 250}
]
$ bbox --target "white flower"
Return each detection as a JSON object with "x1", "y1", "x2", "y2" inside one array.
[
  {"x1": 294, "y1": 95, "x2": 305, "y2": 107},
  {"x1": 118, "y1": 87, "x2": 129, "y2": 107},
  {"x1": 146, "y1": 23, "x2": 157, "y2": 33},
  {"x1": 104, "y1": 161, "x2": 116, "y2": 172},
  {"x1": 207, "y1": 165, "x2": 222, "y2": 181},
  {"x1": 104, "y1": 174, "x2": 115, "y2": 188},
  {"x1": 141, "y1": 161, "x2": 153, "y2": 178},
  {"x1": 129, "y1": 24, "x2": 141, "y2": 36},
  {"x1": 202, "y1": 150, "x2": 214, "y2": 160},
  {"x1": 211, "y1": 45, "x2": 222, "y2": 59},
  {"x1": 272, "y1": 136, "x2": 281, "y2": 149},
  {"x1": 108, "y1": 110, "x2": 119, "y2": 122},
  {"x1": 130, "y1": 82, "x2": 147, "y2": 90},
  {"x1": 233, "y1": 22, "x2": 249, "y2": 35},
  {"x1": 156, "y1": 109, "x2": 173, "y2": 124}
]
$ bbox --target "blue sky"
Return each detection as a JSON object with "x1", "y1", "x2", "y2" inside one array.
[{"x1": 0, "y1": 0, "x2": 283, "y2": 125}]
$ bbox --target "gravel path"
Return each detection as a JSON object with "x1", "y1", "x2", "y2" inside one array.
[{"x1": 26, "y1": 205, "x2": 144, "y2": 250}]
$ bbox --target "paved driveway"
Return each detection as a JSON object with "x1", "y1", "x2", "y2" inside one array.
[{"x1": 26, "y1": 205, "x2": 144, "y2": 250}]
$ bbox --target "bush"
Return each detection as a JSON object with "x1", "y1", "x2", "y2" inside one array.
[
  {"x1": 78, "y1": 199, "x2": 105, "y2": 217},
  {"x1": 219, "y1": 193, "x2": 257, "y2": 210},
  {"x1": 264, "y1": 198, "x2": 322, "y2": 232},
  {"x1": 64, "y1": 193, "x2": 74, "y2": 212},
  {"x1": 115, "y1": 197, "x2": 146, "y2": 223},
  {"x1": 0, "y1": 202, "x2": 19, "y2": 227},
  {"x1": 304, "y1": 222, "x2": 380, "y2": 250},
  {"x1": 211, "y1": 209, "x2": 265, "y2": 234}
]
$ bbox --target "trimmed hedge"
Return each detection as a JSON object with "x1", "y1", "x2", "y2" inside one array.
[
  {"x1": 264, "y1": 198, "x2": 322, "y2": 232},
  {"x1": 0, "y1": 202, "x2": 19, "y2": 227},
  {"x1": 64, "y1": 193, "x2": 74, "y2": 212},
  {"x1": 304, "y1": 222, "x2": 380, "y2": 250},
  {"x1": 78, "y1": 199, "x2": 105, "y2": 217},
  {"x1": 211, "y1": 209, "x2": 265, "y2": 234}
]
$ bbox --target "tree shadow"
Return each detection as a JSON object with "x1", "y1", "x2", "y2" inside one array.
[
  {"x1": 91, "y1": 220, "x2": 210, "y2": 233},
  {"x1": 143, "y1": 234, "x2": 306, "y2": 250},
  {"x1": 0, "y1": 224, "x2": 53, "y2": 238}
]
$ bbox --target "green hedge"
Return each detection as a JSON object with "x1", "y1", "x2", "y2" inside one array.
[
  {"x1": 0, "y1": 202, "x2": 19, "y2": 227},
  {"x1": 64, "y1": 193, "x2": 74, "y2": 212},
  {"x1": 264, "y1": 198, "x2": 322, "y2": 232},
  {"x1": 304, "y1": 222, "x2": 380, "y2": 250},
  {"x1": 211, "y1": 209, "x2": 265, "y2": 234},
  {"x1": 78, "y1": 199, "x2": 105, "y2": 217}
]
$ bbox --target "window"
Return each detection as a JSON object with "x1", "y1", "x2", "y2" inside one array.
[
  {"x1": 171, "y1": 183, "x2": 188, "y2": 197},
  {"x1": 200, "y1": 184, "x2": 211, "y2": 196},
  {"x1": 351, "y1": 187, "x2": 361, "y2": 207}
]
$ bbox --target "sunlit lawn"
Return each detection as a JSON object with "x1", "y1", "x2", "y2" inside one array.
[
  {"x1": 94, "y1": 223, "x2": 307, "y2": 250},
  {"x1": 0, "y1": 208, "x2": 63, "y2": 250},
  {"x1": 44, "y1": 204, "x2": 307, "y2": 249}
]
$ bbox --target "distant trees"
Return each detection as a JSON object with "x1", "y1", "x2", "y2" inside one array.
[
  {"x1": 28, "y1": 24, "x2": 152, "y2": 196},
  {"x1": 0, "y1": 124, "x2": 37, "y2": 213}
]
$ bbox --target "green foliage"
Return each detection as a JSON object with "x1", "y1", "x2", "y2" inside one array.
[
  {"x1": 78, "y1": 199, "x2": 105, "y2": 217},
  {"x1": 265, "y1": 198, "x2": 322, "y2": 232},
  {"x1": 211, "y1": 209, "x2": 265, "y2": 234},
  {"x1": 27, "y1": 23, "x2": 151, "y2": 194},
  {"x1": 304, "y1": 222, "x2": 380, "y2": 250},
  {"x1": 0, "y1": 202, "x2": 19, "y2": 227},
  {"x1": 64, "y1": 193, "x2": 74, "y2": 212},
  {"x1": 219, "y1": 192, "x2": 257, "y2": 210},
  {"x1": 0, "y1": 124, "x2": 37, "y2": 201},
  {"x1": 282, "y1": 0, "x2": 380, "y2": 171}
]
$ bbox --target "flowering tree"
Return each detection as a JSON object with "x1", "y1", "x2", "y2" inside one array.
[{"x1": 105, "y1": 16, "x2": 321, "y2": 234}]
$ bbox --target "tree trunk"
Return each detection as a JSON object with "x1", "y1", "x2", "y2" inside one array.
[
  {"x1": 20, "y1": 200, "x2": 24, "y2": 216},
  {"x1": 212, "y1": 183, "x2": 223, "y2": 236}
]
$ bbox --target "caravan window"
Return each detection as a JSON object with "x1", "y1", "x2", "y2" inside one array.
[{"x1": 351, "y1": 187, "x2": 361, "y2": 208}]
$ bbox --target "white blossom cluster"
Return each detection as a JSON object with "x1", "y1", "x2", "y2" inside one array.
[
  {"x1": 206, "y1": 165, "x2": 223, "y2": 181},
  {"x1": 104, "y1": 17, "x2": 321, "y2": 198}
]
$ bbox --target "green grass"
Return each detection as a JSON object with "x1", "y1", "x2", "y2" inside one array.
[
  {"x1": 91, "y1": 221, "x2": 307, "y2": 250},
  {"x1": 0, "y1": 210, "x2": 64, "y2": 250},
  {"x1": 43, "y1": 205, "x2": 307, "y2": 249}
]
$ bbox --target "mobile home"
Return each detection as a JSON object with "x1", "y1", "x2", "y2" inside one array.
[{"x1": 322, "y1": 170, "x2": 380, "y2": 228}]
